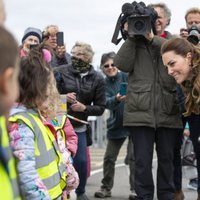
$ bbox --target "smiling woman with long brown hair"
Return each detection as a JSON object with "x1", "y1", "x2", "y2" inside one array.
[
  {"x1": 161, "y1": 37, "x2": 200, "y2": 200},
  {"x1": 161, "y1": 37, "x2": 200, "y2": 116}
]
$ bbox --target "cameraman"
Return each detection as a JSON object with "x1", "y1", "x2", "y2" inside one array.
[
  {"x1": 180, "y1": 7, "x2": 200, "y2": 44},
  {"x1": 114, "y1": 2, "x2": 183, "y2": 200}
]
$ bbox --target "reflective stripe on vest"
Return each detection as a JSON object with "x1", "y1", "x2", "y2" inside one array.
[
  {"x1": 0, "y1": 116, "x2": 21, "y2": 200},
  {"x1": 54, "y1": 115, "x2": 67, "y2": 140},
  {"x1": 9, "y1": 112, "x2": 66, "y2": 199}
]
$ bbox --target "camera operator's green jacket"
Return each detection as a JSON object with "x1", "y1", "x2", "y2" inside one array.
[{"x1": 114, "y1": 36, "x2": 183, "y2": 129}]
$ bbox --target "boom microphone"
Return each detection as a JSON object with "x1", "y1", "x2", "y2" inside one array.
[{"x1": 121, "y1": 3, "x2": 134, "y2": 16}]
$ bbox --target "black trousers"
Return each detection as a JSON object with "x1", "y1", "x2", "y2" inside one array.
[
  {"x1": 173, "y1": 131, "x2": 183, "y2": 191},
  {"x1": 187, "y1": 114, "x2": 200, "y2": 193},
  {"x1": 173, "y1": 117, "x2": 185, "y2": 191},
  {"x1": 129, "y1": 126, "x2": 178, "y2": 200}
]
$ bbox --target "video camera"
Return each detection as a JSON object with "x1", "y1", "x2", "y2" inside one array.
[
  {"x1": 187, "y1": 25, "x2": 200, "y2": 45},
  {"x1": 111, "y1": 1, "x2": 158, "y2": 45}
]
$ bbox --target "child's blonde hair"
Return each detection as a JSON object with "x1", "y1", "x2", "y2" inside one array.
[{"x1": 40, "y1": 76, "x2": 62, "y2": 119}]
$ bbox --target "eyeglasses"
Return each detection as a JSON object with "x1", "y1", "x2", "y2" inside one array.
[{"x1": 103, "y1": 63, "x2": 115, "y2": 68}]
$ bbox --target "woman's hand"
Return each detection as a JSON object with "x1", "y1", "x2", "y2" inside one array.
[
  {"x1": 67, "y1": 92, "x2": 77, "y2": 104},
  {"x1": 70, "y1": 101, "x2": 86, "y2": 112},
  {"x1": 116, "y1": 93, "x2": 126, "y2": 102}
]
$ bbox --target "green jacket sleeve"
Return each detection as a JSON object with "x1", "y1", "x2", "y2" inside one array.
[{"x1": 114, "y1": 38, "x2": 136, "y2": 73}]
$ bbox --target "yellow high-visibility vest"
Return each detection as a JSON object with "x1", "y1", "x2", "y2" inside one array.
[
  {"x1": 52, "y1": 115, "x2": 67, "y2": 139},
  {"x1": 9, "y1": 111, "x2": 67, "y2": 200},
  {"x1": 0, "y1": 116, "x2": 21, "y2": 200}
]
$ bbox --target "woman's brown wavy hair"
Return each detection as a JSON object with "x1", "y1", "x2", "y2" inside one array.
[
  {"x1": 18, "y1": 44, "x2": 53, "y2": 109},
  {"x1": 161, "y1": 37, "x2": 200, "y2": 116}
]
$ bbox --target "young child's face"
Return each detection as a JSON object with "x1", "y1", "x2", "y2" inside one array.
[
  {"x1": 39, "y1": 95, "x2": 55, "y2": 119},
  {"x1": 0, "y1": 58, "x2": 19, "y2": 115},
  {"x1": 38, "y1": 73, "x2": 59, "y2": 119}
]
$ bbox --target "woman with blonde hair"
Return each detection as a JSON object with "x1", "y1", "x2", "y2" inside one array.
[{"x1": 54, "y1": 41, "x2": 106, "y2": 200}]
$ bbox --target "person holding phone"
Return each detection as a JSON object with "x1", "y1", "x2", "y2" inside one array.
[
  {"x1": 42, "y1": 25, "x2": 71, "y2": 68},
  {"x1": 19, "y1": 27, "x2": 42, "y2": 57},
  {"x1": 94, "y1": 52, "x2": 136, "y2": 200}
]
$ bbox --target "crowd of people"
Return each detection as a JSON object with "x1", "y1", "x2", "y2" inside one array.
[{"x1": 0, "y1": 0, "x2": 200, "y2": 200}]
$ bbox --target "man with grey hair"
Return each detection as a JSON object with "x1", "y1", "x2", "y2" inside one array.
[{"x1": 149, "y1": 3, "x2": 172, "y2": 38}]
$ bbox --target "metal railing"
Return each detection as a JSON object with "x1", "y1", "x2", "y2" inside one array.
[{"x1": 88, "y1": 110, "x2": 109, "y2": 148}]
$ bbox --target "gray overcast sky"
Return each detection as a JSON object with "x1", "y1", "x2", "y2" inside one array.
[{"x1": 4, "y1": 0, "x2": 200, "y2": 67}]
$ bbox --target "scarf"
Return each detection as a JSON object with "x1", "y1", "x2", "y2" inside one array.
[{"x1": 71, "y1": 56, "x2": 91, "y2": 73}]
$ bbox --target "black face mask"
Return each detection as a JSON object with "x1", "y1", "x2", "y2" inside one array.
[{"x1": 71, "y1": 56, "x2": 91, "y2": 73}]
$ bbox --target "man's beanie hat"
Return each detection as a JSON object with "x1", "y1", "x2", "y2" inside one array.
[{"x1": 21, "y1": 27, "x2": 42, "y2": 43}]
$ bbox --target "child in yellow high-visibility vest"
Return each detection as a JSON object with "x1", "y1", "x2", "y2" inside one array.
[
  {"x1": 39, "y1": 62, "x2": 79, "y2": 200},
  {"x1": 8, "y1": 44, "x2": 78, "y2": 199},
  {"x1": 0, "y1": 25, "x2": 22, "y2": 199}
]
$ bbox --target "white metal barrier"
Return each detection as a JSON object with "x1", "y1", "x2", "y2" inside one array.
[{"x1": 88, "y1": 110, "x2": 109, "y2": 148}]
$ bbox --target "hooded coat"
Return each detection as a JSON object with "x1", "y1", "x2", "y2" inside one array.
[{"x1": 114, "y1": 36, "x2": 182, "y2": 129}]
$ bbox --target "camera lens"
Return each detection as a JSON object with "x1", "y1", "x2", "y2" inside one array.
[
  {"x1": 134, "y1": 20, "x2": 145, "y2": 31},
  {"x1": 187, "y1": 35, "x2": 199, "y2": 45},
  {"x1": 187, "y1": 25, "x2": 200, "y2": 45}
]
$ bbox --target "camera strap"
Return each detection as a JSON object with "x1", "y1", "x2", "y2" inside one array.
[{"x1": 111, "y1": 14, "x2": 123, "y2": 45}]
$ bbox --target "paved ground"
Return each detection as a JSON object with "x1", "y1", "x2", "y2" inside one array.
[{"x1": 71, "y1": 141, "x2": 198, "y2": 200}]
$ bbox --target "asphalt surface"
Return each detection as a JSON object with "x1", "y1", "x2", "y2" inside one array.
[{"x1": 71, "y1": 143, "x2": 198, "y2": 200}]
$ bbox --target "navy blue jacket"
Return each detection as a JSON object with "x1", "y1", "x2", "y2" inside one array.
[{"x1": 105, "y1": 72, "x2": 129, "y2": 139}]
